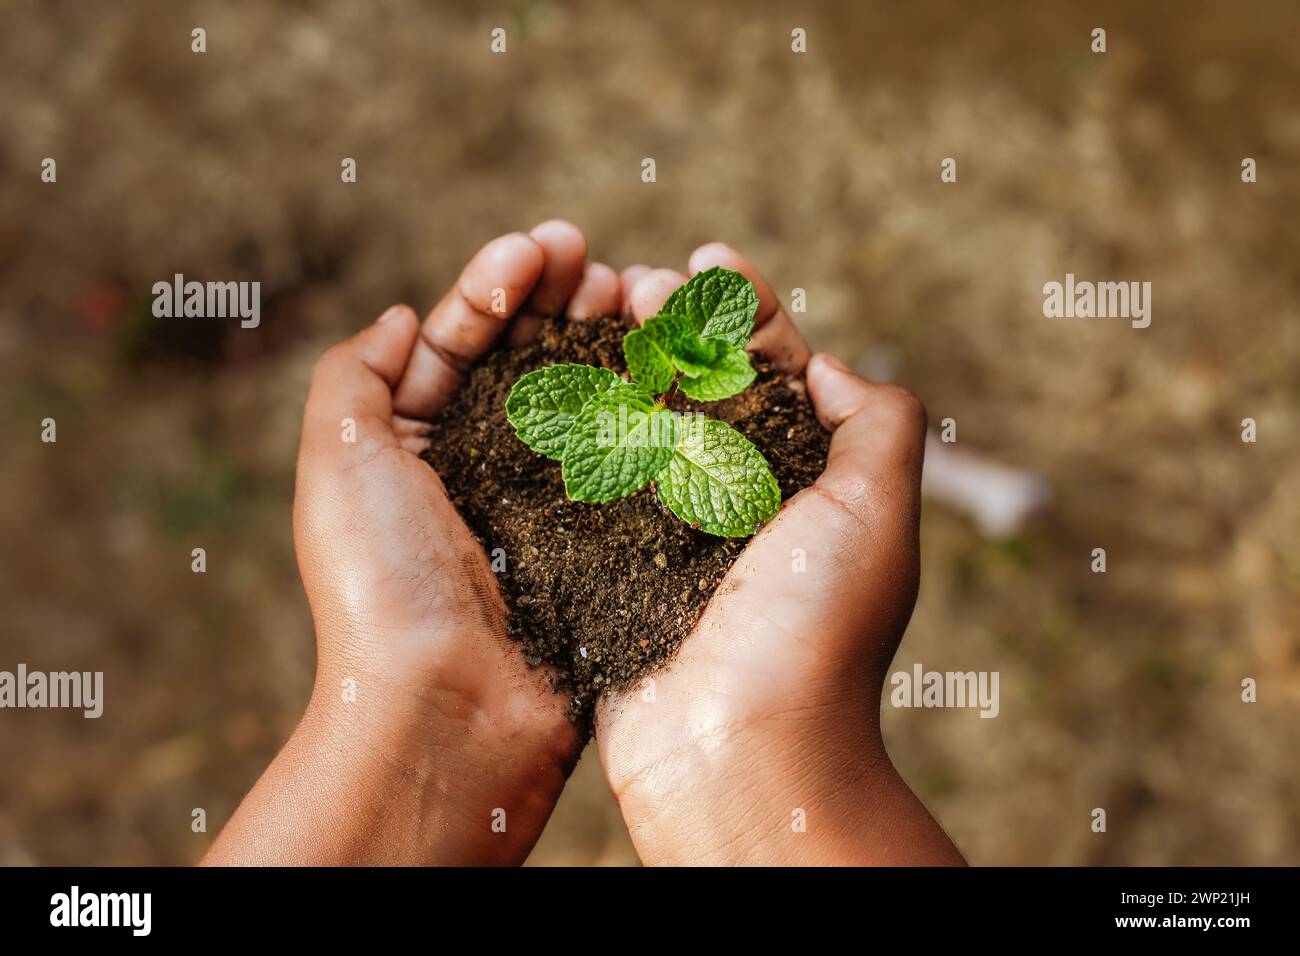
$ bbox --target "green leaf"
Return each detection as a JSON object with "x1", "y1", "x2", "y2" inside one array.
[
  {"x1": 561, "y1": 384, "x2": 679, "y2": 502},
  {"x1": 656, "y1": 418, "x2": 780, "y2": 536},
  {"x1": 661, "y1": 266, "x2": 759, "y2": 346},
  {"x1": 625, "y1": 311, "x2": 738, "y2": 390},
  {"x1": 666, "y1": 331, "x2": 727, "y2": 376},
  {"x1": 624, "y1": 278, "x2": 760, "y2": 397},
  {"x1": 678, "y1": 346, "x2": 756, "y2": 402},
  {"x1": 622, "y1": 314, "x2": 693, "y2": 392},
  {"x1": 505, "y1": 364, "x2": 623, "y2": 460}
]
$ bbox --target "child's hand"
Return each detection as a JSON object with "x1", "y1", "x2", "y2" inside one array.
[
  {"x1": 204, "y1": 222, "x2": 620, "y2": 866},
  {"x1": 596, "y1": 244, "x2": 965, "y2": 865}
]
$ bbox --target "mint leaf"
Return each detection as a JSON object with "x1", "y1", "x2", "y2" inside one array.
[
  {"x1": 661, "y1": 266, "x2": 759, "y2": 346},
  {"x1": 562, "y1": 384, "x2": 679, "y2": 503},
  {"x1": 666, "y1": 331, "x2": 727, "y2": 376},
  {"x1": 656, "y1": 418, "x2": 780, "y2": 536},
  {"x1": 678, "y1": 346, "x2": 755, "y2": 402},
  {"x1": 624, "y1": 272, "x2": 760, "y2": 395},
  {"x1": 626, "y1": 311, "x2": 739, "y2": 390},
  {"x1": 623, "y1": 314, "x2": 693, "y2": 393},
  {"x1": 505, "y1": 364, "x2": 623, "y2": 460}
]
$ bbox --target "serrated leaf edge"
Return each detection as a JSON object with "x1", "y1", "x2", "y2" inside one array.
[
  {"x1": 654, "y1": 418, "x2": 780, "y2": 537},
  {"x1": 504, "y1": 363, "x2": 624, "y2": 460}
]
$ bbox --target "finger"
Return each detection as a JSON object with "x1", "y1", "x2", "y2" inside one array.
[
  {"x1": 629, "y1": 268, "x2": 688, "y2": 324},
  {"x1": 393, "y1": 414, "x2": 433, "y2": 455},
  {"x1": 700, "y1": 353, "x2": 927, "y2": 655},
  {"x1": 523, "y1": 220, "x2": 588, "y2": 316},
  {"x1": 391, "y1": 233, "x2": 545, "y2": 420},
  {"x1": 803, "y1": 351, "x2": 927, "y2": 531},
  {"x1": 783, "y1": 351, "x2": 927, "y2": 613},
  {"x1": 566, "y1": 261, "x2": 622, "y2": 320},
  {"x1": 687, "y1": 242, "x2": 812, "y2": 375},
  {"x1": 619, "y1": 265, "x2": 651, "y2": 317},
  {"x1": 505, "y1": 219, "x2": 589, "y2": 346},
  {"x1": 301, "y1": 305, "x2": 420, "y2": 470}
]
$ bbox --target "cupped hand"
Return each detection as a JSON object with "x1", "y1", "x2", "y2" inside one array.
[
  {"x1": 205, "y1": 221, "x2": 620, "y2": 866},
  {"x1": 597, "y1": 245, "x2": 965, "y2": 865}
]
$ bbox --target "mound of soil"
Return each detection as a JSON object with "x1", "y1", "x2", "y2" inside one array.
[{"x1": 422, "y1": 315, "x2": 829, "y2": 730}]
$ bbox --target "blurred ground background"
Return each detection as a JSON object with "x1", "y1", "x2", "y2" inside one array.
[{"x1": 1, "y1": 0, "x2": 1297, "y2": 865}]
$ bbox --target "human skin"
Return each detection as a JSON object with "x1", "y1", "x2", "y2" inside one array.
[
  {"x1": 203, "y1": 222, "x2": 610, "y2": 865},
  {"x1": 597, "y1": 245, "x2": 966, "y2": 865},
  {"x1": 202, "y1": 225, "x2": 962, "y2": 866}
]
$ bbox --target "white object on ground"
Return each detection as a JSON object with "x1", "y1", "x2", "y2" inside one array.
[
  {"x1": 852, "y1": 347, "x2": 1052, "y2": 537},
  {"x1": 921, "y1": 432, "x2": 1052, "y2": 537}
]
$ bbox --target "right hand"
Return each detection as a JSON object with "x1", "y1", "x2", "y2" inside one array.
[{"x1": 597, "y1": 244, "x2": 965, "y2": 866}]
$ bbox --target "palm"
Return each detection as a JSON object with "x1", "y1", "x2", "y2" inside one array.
[
  {"x1": 297, "y1": 427, "x2": 559, "y2": 696},
  {"x1": 594, "y1": 243, "x2": 934, "y2": 865},
  {"x1": 595, "y1": 495, "x2": 899, "y2": 823},
  {"x1": 288, "y1": 224, "x2": 626, "y2": 863}
]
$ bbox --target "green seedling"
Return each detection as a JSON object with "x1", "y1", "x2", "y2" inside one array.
[{"x1": 505, "y1": 267, "x2": 781, "y2": 537}]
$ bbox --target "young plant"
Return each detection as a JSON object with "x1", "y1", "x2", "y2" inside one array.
[{"x1": 504, "y1": 267, "x2": 781, "y2": 537}]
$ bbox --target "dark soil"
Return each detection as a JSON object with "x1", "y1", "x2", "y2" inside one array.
[{"x1": 422, "y1": 315, "x2": 830, "y2": 731}]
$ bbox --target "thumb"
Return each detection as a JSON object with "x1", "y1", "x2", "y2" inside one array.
[
  {"x1": 701, "y1": 353, "x2": 928, "y2": 655},
  {"x1": 787, "y1": 352, "x2": 928, "y2": 640},
  {"x1": 803, "y1": 352, "x2": 927, "y2": 539},
  {"x1": 299, "y1": 305, "x2": 420, "y2": 472}
]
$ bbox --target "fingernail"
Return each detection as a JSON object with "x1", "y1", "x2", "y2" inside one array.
[
  {"x1": 818, "y1": 352, "x2": 849, "y2": 373},
  {"x1": 377, "y1": 305, "x2": 404, "y2": 324}
]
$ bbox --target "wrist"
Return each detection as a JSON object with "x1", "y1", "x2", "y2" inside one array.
[
  {"x1": 297, "y1": 663, "x2": 572, "y2": 866},
  {"x1": 205, "y1": 644, "x2": 576, "y2": 867},
  {"x1": 613, "y1": 712, "x2": 961, "y2": 866},
  {"x1": 618, "y1": 740, "x2": 889, "y2": 866},
  {"x1": 630, "y1": 762, "x2": 963, "y2": 867}
]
